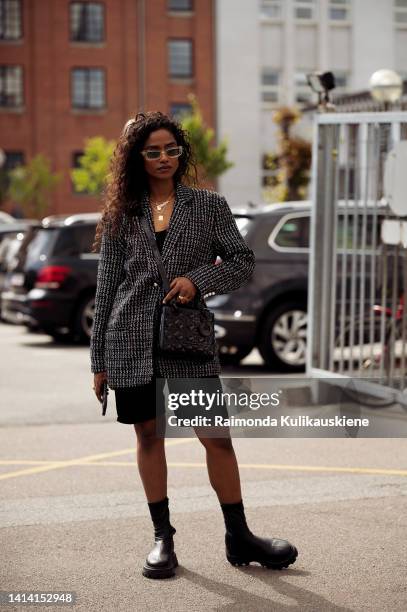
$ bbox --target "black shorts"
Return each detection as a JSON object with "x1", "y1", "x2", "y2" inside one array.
[{"x1": 114, "y1": 375, "x2": 228, "y2": 425}]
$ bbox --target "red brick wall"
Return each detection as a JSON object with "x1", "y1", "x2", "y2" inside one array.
[{"x1": 0, "y1": 0, "x2": 216, "y2": 216}]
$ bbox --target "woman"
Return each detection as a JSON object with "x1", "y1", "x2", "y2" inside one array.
[{"x1": 90, "y1": 111, "x2": 298, "y2": 579}]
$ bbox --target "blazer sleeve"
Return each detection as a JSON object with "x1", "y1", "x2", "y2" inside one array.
[
  {"x1": 183, "y1": 194, "x2": 255, "y2": 298},
  {"x1": 90, "y1": 220, "x2": 126, "y2": 373}
]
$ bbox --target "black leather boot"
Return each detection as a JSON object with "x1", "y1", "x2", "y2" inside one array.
[
  {"x1": 220, "y1": 499, "x2": 298, "y2": 570},
  {"x1": 142, "y1": 496, "x2": 178, "y2": 579}
]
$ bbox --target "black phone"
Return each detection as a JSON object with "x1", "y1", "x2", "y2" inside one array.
[{"x1": 102, "y1": 380, "x2": 109, "y2": 416}]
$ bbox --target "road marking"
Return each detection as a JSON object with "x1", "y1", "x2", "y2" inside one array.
[
  {"x1": 1, "y1": 458, "x2": 407, "y2": 477},
  {"x1": 0, "y1": 438, "x2": 196, "y2": 481},
  {"x1": 66, "y1": 462, "x2": 407, "y2": 476},
  {"x1": 0, "y1": 460, "x2": 55, "y2": 465}
]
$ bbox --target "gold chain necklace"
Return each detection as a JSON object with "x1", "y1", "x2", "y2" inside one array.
[{"x1": 150, "y1": 191, "x2": 175, "y2": 221}]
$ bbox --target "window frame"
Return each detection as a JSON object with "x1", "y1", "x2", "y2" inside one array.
[
  {"x1": 69, "y1": 1, "x2": 105, "y2": 43},
  {"x1": 168, "y1": 38, "x2": 194, "y2": 79},
  {"x1": 70, "y1": 67, "x2": 106, "y2": 110},
  {"x1": 0, "y1": 0, "x2": 23, "y2": 41},
  {"x1": 394, "y1": 0, "x2": 407, "y2": 26},
  {"x1": 167, "y1": 0, "x2": 193, "y2": 12},
  {"x1": 0, "y1": 64, "x2": 23, "y2": 107},
  {"x1": 294, "y1": 0, "x2": 317, "y2": 22},
  {"x1": 169, "y1": 102, "x2": 192, "y2": 119},
  {"x1": 1, "y1": 150, "x2": 24, "y2": 192},
  {"x1": 332, "y1": 70, "x2": 349, "y2": 95},
  {"x1": 259, "y1": 0, "x2": 283, "y2": 21},
  {"x1": 294, "y1": 70, "x2": 314, "y2": 105},
  {"x1": 261, "y1": 67, "x2": 280, "y2": 104},
  {"x1": 329, "y1": 0, "x2": 351, "y2": 22}
]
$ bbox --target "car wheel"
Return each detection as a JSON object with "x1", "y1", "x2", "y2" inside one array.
[
  {"x1": 258, "y1": 300, "x2": 307, "y2": 372},
  {"x1": 73, "y1": 294, "x2": 95, "y2": 343}
]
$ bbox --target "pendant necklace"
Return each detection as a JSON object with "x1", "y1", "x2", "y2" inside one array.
[{"x1": 150, "y1": 192, "x2": 175, "y2": 221}]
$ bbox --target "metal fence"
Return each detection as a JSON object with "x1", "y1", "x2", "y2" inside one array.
[{"x1": 306, "y1": 112, "x2": 407, "y2": 400}]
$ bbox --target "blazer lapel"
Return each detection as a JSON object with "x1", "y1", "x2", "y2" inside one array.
[{"x1": 140, "y1": 182, "x2": 194, "y2": 266}]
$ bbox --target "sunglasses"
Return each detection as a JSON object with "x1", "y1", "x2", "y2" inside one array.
[{"x1": 140, "y1": 145, "x2": 183, "y2": 161}]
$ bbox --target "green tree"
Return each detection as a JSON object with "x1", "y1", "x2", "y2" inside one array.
[
  {"x1": 263, "y1": 106, "x2": 311, "y2": 202},
  {"x1": 70, "y1": 136, "x2": 116, "y2": 196},
  {"x1": 7, "y1": 154, "x2": 62, "y2": 219},
  {"x1": 180, "y1": 93, "x2": 234, "y2": 184}
]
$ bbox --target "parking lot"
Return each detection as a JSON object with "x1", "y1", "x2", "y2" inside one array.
[{"x1": 1, "y1": 322, "x2": 407, "y2": 611}]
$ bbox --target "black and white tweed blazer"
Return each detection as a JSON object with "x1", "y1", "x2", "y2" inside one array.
[{"x1": 90, "y1": 182, "x2": 256, "y2": 388}]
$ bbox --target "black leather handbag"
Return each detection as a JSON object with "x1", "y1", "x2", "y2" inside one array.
[{"x1": 140, "y1": 215, "x2": 216, "y2": 361}]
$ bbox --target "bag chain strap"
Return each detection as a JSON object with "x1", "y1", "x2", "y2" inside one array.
[{"x1": 139, "y1": 214, "x2": 205, "y2": 312}]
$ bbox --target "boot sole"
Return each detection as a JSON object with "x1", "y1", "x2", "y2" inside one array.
[
  {"x1": 227, "y1": 545, "x2": 298, "y2": 570},
  {"x1": 142, "y1": 552, "x2": 178, "y2": 579}
]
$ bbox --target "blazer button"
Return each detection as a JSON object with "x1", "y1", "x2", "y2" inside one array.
[{"x1": 153, "y1": 282, "x2": 159, "y2": 288}]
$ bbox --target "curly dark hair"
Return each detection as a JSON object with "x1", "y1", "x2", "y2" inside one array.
[{"x1": 91, "y1": 110, "x2": 199, "y2": 253}]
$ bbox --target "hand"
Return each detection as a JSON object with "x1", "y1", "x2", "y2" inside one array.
[
  {"x1": 162, "y1": 277, "x2": 197, "y2": 305},
  {"x1": 93, "y1": 371, "x2": 107, "y2": 403}
]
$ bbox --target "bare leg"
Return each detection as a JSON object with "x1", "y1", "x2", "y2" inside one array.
[
  {"x1": 194, "y1": 427, "x2": 242, "y2": 503},
  {"x1": 134, "y1": 419, "x2": 167, "y2": 503}
]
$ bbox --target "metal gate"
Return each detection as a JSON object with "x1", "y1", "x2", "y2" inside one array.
[{"x1": 306, "y1": 112, "x2": 407, "y2": 400}]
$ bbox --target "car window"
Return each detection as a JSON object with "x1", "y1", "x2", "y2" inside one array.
[
  {"x1": 337, "y1": 214, "x2": 381, "y2": 250},
  {"x1": 274, "y1": 215, "x2": 309, "y2": 249},
  {"x1": 54, "y1": 225, "x2": 97, "y2": 256},
  {"x1": 74, "y1": 225, "x2": 97, "y2": 253},
  {"x1": 1, "y1": 234, "x2": 26, "y2": 271},
  {"x1": 25, "y1": 228, "x2": 58, "y2": 264},
  {"x1": 272, "y1": 212, "x2": 382, "y2": 252}
]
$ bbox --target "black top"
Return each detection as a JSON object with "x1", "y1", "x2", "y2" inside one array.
[{"x1": 154, "y1": 229, "x2": 167, "y2": 254}]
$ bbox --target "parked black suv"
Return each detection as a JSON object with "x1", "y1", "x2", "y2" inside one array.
[
  {"x1": 206, "y1": 200, "x2": 389, "y2": 372},
  {"x1": 1, "y1": 213, "x2": 100, "y2": 342},
  {"x1": 2, "y1": 202, "x2": 390, "y2": 373}
]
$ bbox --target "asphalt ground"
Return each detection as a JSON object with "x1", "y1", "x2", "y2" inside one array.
[{"x1": 1, "y1": 323, "x2": 407, "y2": 612}]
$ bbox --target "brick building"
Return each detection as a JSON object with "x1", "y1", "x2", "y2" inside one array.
[{"x1": 0, "y1": 0, "x2": 216, "y2": 216}]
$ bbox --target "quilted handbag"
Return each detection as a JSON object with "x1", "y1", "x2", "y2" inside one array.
[{"x1": 140, "y1": 215, "x2": 216, "y2": 361}]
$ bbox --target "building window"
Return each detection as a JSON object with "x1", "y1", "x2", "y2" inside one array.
[
  {"x1": 170, "y1": 102, "x2": 192, "y2": 120},
  {"x1": 70, "y1": 2, "x2": 104, "y2": 42},
  {"x1": 0, "y1": 0, "x2": 22, "y2": 40},
  {"x1": 394, "y1": 0, "x2": 407, "y2": 24},
  {"x1": 294, "y1": 0, "x2": 316, "y2": 20},
  {"x1": 333, "y1": 71, "x2": 348, "y2": 91},
  {"x1": 294, "y1": 71, "x2": 313, "y2": 104},
  {"x1": 4, "y1": 150, "x2": 24, "y2": 169},
  {"x1": 329, "y1": 0, "x2": 350, "y2": 21},
  {"x1": 260, "y1": 0, "x2": 282, "y2": 19},
  {"x1": 0, "y1": 65, "x2": 23, "y2": 107},
  {"x1": 2, "y1": 151, "x2": 24, "y2": 192},
  {"x1": 168, "y1": 0, "x2": 193, "y2": 11},
  {"x1": 168, "y1": 39, "x2": 193, "y2": 78},
  {"x1": 71, "y1": 68, "x2": 105, "y2": 109},
  {"x1": 261, "y1": 68, "x2": 280, "y2": 103},
  {"x1": 3, "y1": 151, "x2": 24, "y2": 184}
]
